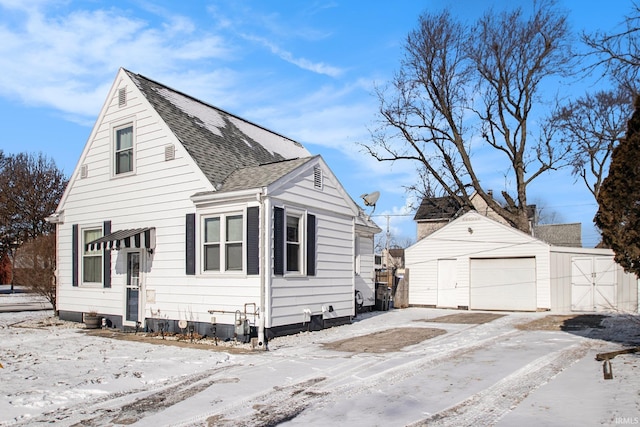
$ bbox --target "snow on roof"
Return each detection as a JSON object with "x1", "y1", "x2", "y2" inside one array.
[
  {"x1": 154, "y1": 84, "x2": 309, "y2": 160},
  {"x1": 228, "y1": 116, "x2": 309, "y2": 159},
  {"x1": 156, "y1": 87, "x2": 225, "y2": 138}
]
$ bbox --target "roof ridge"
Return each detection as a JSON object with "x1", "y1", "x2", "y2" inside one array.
[{"x1": 257, "y1": 155, "x2": 318, "y2": 167}]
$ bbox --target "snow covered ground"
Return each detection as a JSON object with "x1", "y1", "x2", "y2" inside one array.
[{"x1": 1, "y1": 293, "x2": 639, "y2": 426}]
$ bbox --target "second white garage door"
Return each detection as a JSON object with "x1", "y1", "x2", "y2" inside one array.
[{"x1": 470, "y1": 257, "x2": 537, "y2": 311}]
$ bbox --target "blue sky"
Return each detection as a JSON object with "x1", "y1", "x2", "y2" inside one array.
[{"x1": 0, "y1": 0, "x2": 632, "y2": 247}]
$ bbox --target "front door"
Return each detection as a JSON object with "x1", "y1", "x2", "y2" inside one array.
[{"x1": 126, "y1": 252, "x2": 140, "y2": 323}]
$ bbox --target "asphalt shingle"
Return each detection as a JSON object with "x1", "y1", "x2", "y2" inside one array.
[{"x1": 126, "y1": 70, "x2": 310, "y2": 190}]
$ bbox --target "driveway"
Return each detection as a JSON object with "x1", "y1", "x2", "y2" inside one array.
[{"x1": 1, "y1": 308, "x2": 638, "y2": 426}]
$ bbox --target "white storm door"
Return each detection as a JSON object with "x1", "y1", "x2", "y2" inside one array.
[{"x1": 125, "y1": 252, "x2": 141, "y2": 323}]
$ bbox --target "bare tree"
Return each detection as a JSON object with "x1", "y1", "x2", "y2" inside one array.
[
  {"x1": 582, "y1": 3, "x2": 640, "y2": 91},
  {"x1": 14, "y1": 234, "x2": 57, "y2": 310},
  {"x1": 363, "y1": 2, "x2": 573, "y2": 233},
  {"x1": 0, "y1": 152, "x2": 66, "y2": 255},
  {"x1": 553, "y1": 85, "x2": 634, "y2": 199},
  {"x1": 0, "y1": 152, "x2": 66, "y2": 298},
  {"x1": 0, "y1": 253, "x2": 10, "y2": 284}
]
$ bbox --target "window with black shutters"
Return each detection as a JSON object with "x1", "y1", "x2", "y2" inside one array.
[{"x1": 274, "y1": 207, "x2": 316, "y2": 277}]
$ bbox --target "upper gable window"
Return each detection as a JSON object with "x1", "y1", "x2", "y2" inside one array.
[{"x1": 114, "y1": 124, "x2": 134, "y2": 175}]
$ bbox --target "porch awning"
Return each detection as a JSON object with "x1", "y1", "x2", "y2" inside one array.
[{"x1": 86, "y1": 227, "x2": 156, "y2": 251}]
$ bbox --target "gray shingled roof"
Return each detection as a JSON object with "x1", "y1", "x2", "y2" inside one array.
[
  {"x1": 533, "y1": 223, "x2": 582, "y2": 247},
  {"x1": 219, "y1": 157, "x2": 316, "y2": 192},
  {"x1": 126, "y1": 70, "x2": 310, "y2": 189},
  {"x1": 414, "y1": 194, "x2": 538, "y2": 223},
  {"x1": 413, "y1": 196, "x2": 462, "y2": 221}
]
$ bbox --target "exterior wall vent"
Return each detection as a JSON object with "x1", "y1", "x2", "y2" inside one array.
[
  {"x1": 164, "y1": 144, "x2": 175, "y2": 161},
  {"x1": 80, "y1": 164, "x2": 88, "y2": 179},
  {"x1": 118, "y1": 87, "x2": 126, "y2": 107},
  {"x1": 313, "y1": 166, "x2": 323, "y2": 189}
]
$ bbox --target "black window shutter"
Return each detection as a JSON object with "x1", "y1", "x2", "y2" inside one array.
[
  {"x1": 247, "y1": 207, "x2": 260, "y2": 275},
  {"x1": 306, "y1": 214, "x2": 316, "y2": 276},
  {"x1": 72, "y1": 224, "x2": 78, "y2": 286},
  {"x1": 273, "y1": 207, "x2": 284, "y2": 276},
  {"x1": 103, "y1": 221, "x2": 111, "y2": 288},
  {"x1": 186, "y1": 213, "x2": 196, "y2": 275}
]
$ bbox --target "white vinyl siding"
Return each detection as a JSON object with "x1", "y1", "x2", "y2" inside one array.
[
  {"x1": 56, "y1": 70, "x2": 215, "y2": 318},
  {"x1": 268, "y1": 161, "x2": 356, "y2": 328}
]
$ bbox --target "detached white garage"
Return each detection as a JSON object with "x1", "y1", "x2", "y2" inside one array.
[
  {"x1": 405, "y1": 211, "x2": 639, "y2": 313},
  {"x1": 405, "y1": 211, "x2": 551, "y2": 311}
]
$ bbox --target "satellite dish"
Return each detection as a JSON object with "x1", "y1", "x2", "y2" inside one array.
[
  {"x1": 361, "y1": 191, "x2": 380, "y2": 207},
  {"x1": 178, "y1": 319, "x2": 188, "y2": 329}
]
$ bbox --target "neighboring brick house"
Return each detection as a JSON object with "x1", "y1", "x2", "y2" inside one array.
[
  {"x1": 381, "y1": 248, "x2": 405, "y2": 269},
  {"x1": 532, "y1": 223, "x2": 582, "y2": 247},
  {"x1": 414, "y1": 192, "x2": 582, "y2": 247},
  {"x1": 414, "y1": 192, "x2": 522, "y2": 240}
]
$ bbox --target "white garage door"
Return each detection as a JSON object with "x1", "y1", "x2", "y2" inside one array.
[{"x1": 470, "y1": 257, "x2": 537, "y2": 311}]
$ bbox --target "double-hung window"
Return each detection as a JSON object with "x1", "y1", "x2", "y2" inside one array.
[
  {"x1": 204, "y1": 217, "x2": 221, "y2": 271},
  {"x1": 82, "y1": 228, "x2": 102, "y2": 283},
  {"x1": 286, "y1": 215, "x2": 301, "y2": 273},
  {"x1": 273, "y1": 207, "x2": 316, "y2": 276},
  {"x1": 114, "y1": 124, "x2": 134, "y2": 175},
  {"x1": 203, "y1": 213, "x2": 244, "y2": 272}
]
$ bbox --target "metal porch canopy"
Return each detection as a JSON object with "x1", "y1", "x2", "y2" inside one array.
[{"x1": 86, "y1": 227, "x2": 156, "y2": 251}]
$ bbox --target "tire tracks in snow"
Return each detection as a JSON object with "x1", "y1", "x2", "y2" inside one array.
[
  {"x1": 408, "y1": 340, "x2": 597, "y2": 426},
  {"x1": 8, "y1": 364, "x2": 242, "y2": 427},
  {"x1": 175, "y1": 321, "x2": 530, "y2": 426},
  {"x1": 12, "y1": 318, "x2": 595, "y2": 427}
]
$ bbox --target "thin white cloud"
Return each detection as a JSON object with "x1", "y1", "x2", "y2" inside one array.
[
  {"x1": 240, "y1": 33, "x2": 343, "y2": 77},
  {"x1": 0, "y1": 2, "x2": 232, "y2": 117}
]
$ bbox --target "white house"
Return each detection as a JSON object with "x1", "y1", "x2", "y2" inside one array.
[
  {"x1": 48, "y1": 68, "x2": 380, "y2": 345},
  {"x1": 405, "y1": 211, "x2": 638, "y2": 313}
]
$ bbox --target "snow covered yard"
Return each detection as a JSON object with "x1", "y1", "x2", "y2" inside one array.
[{"x1": 1, "y1": 305, "x2": 639, "y2": 426}]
